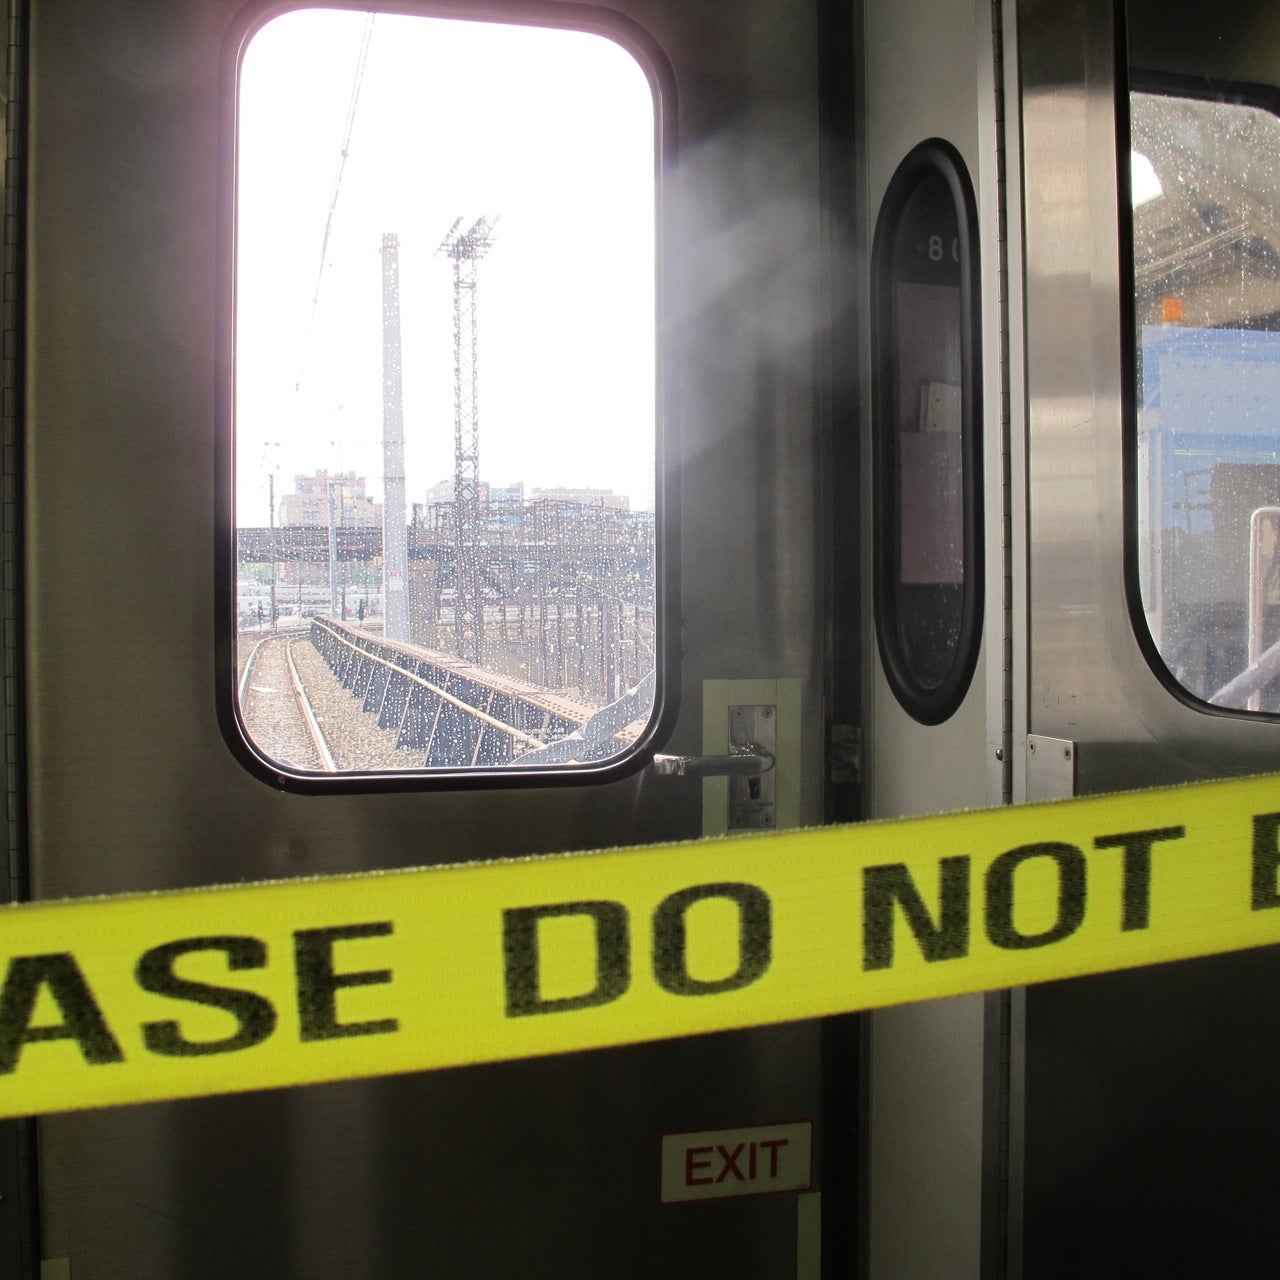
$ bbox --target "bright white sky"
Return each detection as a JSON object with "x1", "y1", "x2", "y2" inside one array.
[{"x1": 236, "y1": 8, "x2": 656, "y2": 527}]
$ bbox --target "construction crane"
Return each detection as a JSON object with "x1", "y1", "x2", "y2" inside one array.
[{"x1": 437, "y1": 214, "x2": 499, "y2": 666}]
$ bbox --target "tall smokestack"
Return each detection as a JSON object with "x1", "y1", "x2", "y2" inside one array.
[{"x1": 380, "y1": 232, "x2": 409, "y2": 641}]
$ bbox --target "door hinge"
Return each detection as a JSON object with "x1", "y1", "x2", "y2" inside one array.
[{"x1": 829, "y1": 723, "x2": 861, "y2": 786}]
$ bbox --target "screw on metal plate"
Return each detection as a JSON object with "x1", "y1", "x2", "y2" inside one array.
[
  {"x1": 1026, "y1": 734, "x2": 1077, "y2": 801},
  {"x1": 995, "y1": 746, "x2": 1004, "y2": 761}
]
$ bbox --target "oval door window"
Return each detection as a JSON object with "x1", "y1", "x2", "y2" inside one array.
[{"x1": 871, "y1": 139, "x2": 983, "y2": 724}]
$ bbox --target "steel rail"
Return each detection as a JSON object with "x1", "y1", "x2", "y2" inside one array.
[
  {"x1": 285, "y1": 637, "x2": 338, "y2": 772},
  {"x1": 237, "y1": 633, "x2": 270, "y2": 707},
  {"x1": 239, "y1": 631, "x2": 338, "y2": 772}
]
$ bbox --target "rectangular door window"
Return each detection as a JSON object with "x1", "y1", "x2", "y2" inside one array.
[
  {"x1": 227, "y1": 6, "x2": 667, "y2": 783},
  {"x1": 1131, "y1": 87, "x2": 1280, "y2": 713}
]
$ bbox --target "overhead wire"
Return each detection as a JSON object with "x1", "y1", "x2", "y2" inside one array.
[{"x1": 295, "y1": 12, "x2": 376, "y2": 392}]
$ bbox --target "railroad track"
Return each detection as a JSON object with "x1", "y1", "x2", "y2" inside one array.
[
  {"x1": 238, "y1": 632, "x2": 337, "y2": 771},
  {"x1": 237, "y1": 622, "x2": 639, "y2": 772}
]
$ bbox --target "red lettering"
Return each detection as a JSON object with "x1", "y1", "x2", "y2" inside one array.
[
  {"x1": 685, "y1": 1145, "x2": 715, "y2": 1186},
  {"x1": 759, "y1": 1137, "x2": 788, "y2": 1177},
  {"x1": 715, "y1": 1142, "x2": 746, "y2": 1183}
]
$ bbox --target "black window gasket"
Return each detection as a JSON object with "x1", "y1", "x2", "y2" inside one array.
[
  {"x1": 214, "y1": 0, "x2": 679, "y2": 793},
  {"x1": 870, "y1": 137, "x2": 984, "y2": 726}
]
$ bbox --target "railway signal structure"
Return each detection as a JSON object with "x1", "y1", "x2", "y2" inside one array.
[{"x1": 437, "y1": 215, "x2": 499, "y2": 666}]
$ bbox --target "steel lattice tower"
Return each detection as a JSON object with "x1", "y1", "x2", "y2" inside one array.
[{"x1": 437, "y1": 215, "x2": 498, "y2": 665}]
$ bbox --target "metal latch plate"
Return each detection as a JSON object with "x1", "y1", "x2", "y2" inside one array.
[{"x1": 729, "y1": 704, "x2": 776, "y2": 829}]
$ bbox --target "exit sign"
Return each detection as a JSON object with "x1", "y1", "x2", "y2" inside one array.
[{"x1": 660, "y1": 1122, "x2": 813, "y2": 1203}]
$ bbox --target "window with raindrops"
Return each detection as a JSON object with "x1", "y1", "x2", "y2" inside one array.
[
  {"x1": 231, "y1": 8, "x2": 663, "y2": 776},
  {"x1": 1130, "y1": 87, "x2": 1280, "y2": 715}
]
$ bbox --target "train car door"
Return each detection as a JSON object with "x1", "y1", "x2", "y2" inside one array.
[
  {"x1": 3, "y1": 0, "x2": 849, "y2": 1275},
  {"x1": 855, "y1": 1, "x2": 1024, "y2": 1275},
  {"x1": 848, "y1": 0, "x2": 1280, "y2": 1271},
  {"x1": 860, "y1": 0, "x2": 1280, "y2": 1270},
  {"x1": 1015, "y1": 0, "x2": 1280, "y2": 1271}
]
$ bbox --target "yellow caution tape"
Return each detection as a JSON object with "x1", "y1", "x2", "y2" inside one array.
[{"x1": 2, "y1": 771, "x2": 1280, "y2": 1117}]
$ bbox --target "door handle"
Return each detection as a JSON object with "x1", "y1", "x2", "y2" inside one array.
[{"x1": 650, "y1": 747, "x2": 775, "y2": 778}]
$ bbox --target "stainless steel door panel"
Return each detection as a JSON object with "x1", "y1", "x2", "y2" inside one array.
[
  {"x1": 859, "y1": 2, "x2": 1012, "y2": 1276},
  {"x1": 861, "y1": 0, "x2": 1004, "y2": 819},
  {"x1": 1017, "y1": 0, "x2": 1280, "y2": 1270},
  {"x1": 1020, "y1": 0, "x2": 1280, "y2": 788},
  {"x1": 39, "y1": 1033, "x2": 823, "y2": 1279},
  {"x1": 25, "y1": 0, "x2": 830, "y2": 1274}
]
